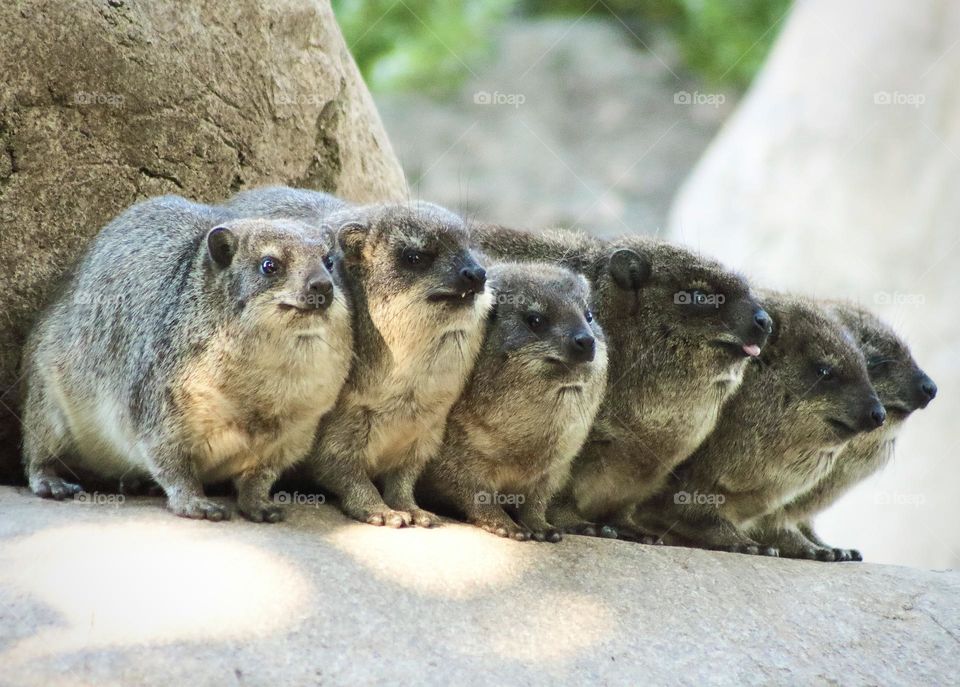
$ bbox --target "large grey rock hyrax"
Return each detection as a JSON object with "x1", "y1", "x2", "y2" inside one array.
[
  {"x1": 0, "y1": 0, "x2": 406, "y2": 483},
  {"x1": 419, "y1": 261, "x2": 608, "y2": 543},
  {"x1": 21, "y1": 196, "x2": 353, "y2": 522}
]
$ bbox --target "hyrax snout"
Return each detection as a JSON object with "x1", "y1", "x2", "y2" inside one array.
[
  {"x1": 759, "y1": 302, "x2": 937, "y2": 561},
  {"x1": 304, "y1": 201, "x2": 493, "y2": 528},
  {"x1": 21, "y1": 196, "x2": 353, "y2": 521},
  {"x1": 638, "y1": 291, "x2": 884, "y2": 555},
  {"x1": 419, "y1": 261, "x2": 608, "y2": 542}
]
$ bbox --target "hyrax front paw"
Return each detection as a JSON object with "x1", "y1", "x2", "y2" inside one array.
[
  {"x1": 32, "y1": 476, "x2": 83, "y2": 501},
  {"x1": 563, "y1": 522, "x2": 618, "y2": 539},
  {"x1": 359, "y1": 507, "x2": 412, "y2": 528},
  {"x1": 720, "y1": 543, "x2": 779, "y2": 557},
  {"x1": 529, "y1": 527, "x2": 563, "y2": 543},
  {"x1": 408, "y1": 508, "x2": 441, "y2": 528},
  {"x1": 239, "y1": 501, "x2": 285, "y2": 524},
  {"x1": 168, "y1": 497, "x2": 231, "y2": 521},
  {"x1": 472, "y1": 518, "x2": 531, "y2": 541}
]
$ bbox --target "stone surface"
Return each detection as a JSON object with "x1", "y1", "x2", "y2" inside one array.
[
  {"x1": 668, "y1": 0, "x2": 960, "y2": 569},
  {"x1": 376, "y1": 18, "x2": 733, "y2": 240},
  {"x1": 0, "y1": 0, "x2": 407, "y2": 483},
  {"x1": 0, "y1": 486, "x2": 957, "y2": 685}
]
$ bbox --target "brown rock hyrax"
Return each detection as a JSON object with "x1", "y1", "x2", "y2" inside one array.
[
  {"x1": 304, "y1": 201, "x2": 492, "y2": 528},
  {"x1": 475, "y1": 225, "x2": 771, "y2": 539},
  {"x1": 21, "y1": 196, "x2": 353, "y2": 521},
  {"x1": 419, "y1": 262, "x2": 608, "y2": 542},
  {"x1": 750, "y1": 302, "x2": 937, "y2": 561},
  {"x1": 638, "y1": 291, "x2": 887, "y2": 556}
]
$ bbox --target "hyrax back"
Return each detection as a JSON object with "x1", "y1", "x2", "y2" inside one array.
[
  {"x1": 475, "y1": 225, "x2": 772, "y2": 537},
  {"x1": 420, "y1": 261, "x2": 607, "y2": 542},
  {"x1": 21, "y1": 195, "x2": 353, "y2": 521},
  {"x1": 640, "y1": 291, "x2": 887, "y2": 556},
  {"x1": 760, "y1": 301, "x2": 937, "y2": 561},
  {"x1": 222, "y1": 185, "x2": 348, "y2": 226},
  {"x1": 306, "y1": 201, "x2": 493, "y2": 528}
]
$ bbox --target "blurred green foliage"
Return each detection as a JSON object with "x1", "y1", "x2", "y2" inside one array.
[
  {"x1": 332, "y1": 0, "x2": 514, "y2": 94},
  {"x1": 334, "y1": 0, "x2": 791, "y2": 93}
]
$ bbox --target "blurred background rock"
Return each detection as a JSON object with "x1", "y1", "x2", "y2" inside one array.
[{"x1": 335, "y1": 0, "x2": 958, "y2": 569}]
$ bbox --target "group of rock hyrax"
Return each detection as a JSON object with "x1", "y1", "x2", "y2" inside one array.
[{"x1": 21, "y1": 186, "x2": 937, "y2": 561}]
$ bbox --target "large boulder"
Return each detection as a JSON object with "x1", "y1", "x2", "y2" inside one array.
[
  {"x1": 0, "y1": 488, "x2": 957, "y2": 685},
  {"x1": 668, "y1": 0, "x2": 959, "y2": 569},
  {"x1": 0, "y1": 0, "x2": 407, "y2": 482}
]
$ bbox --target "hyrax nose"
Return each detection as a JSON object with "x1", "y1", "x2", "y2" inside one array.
[
  {"x1": 860, "y1": 399, "x2": 886, "y2": 431},
  {"x1": 751, "y1": 307, "x2": 773, "y2": 339},
  {"x1": 456, "y1": 266, "x2": 487, "y2": 294},
  {"x1": 304, "y1": 271, "x2": 334, "y2": 310},
  {"x1": 918, "y1": 375, "x2": 938, "y2": 407},
  {"x1": 569, "y1": 332, "x2": 596, "y2": 363}
]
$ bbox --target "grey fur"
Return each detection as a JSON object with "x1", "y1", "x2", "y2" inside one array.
[
  {"x1": 419, "y1": 261, "x2": 608, "y2": 542},
  {"x1": 750, "y1": 302, "x2": 936, "y2": 561},
  {"x1": 474, "y1": 225, "x2": 771, "y2": 539},
  {"x1": 638, "y1": 291, "x2": 886, "y2": 556},
  {"x1": 21, "y1": 195, "x2": 353, "y2": 521}
]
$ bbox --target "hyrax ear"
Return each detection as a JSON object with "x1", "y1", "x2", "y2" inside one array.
[
  {"x1": 337, "y1": 221, "x2": 367, "y2": 261},
  {"x1": 608, "y1": 249, "x2": 651, "y2": 291},
  {"x1": 207, "y1": 226, "x2": 238, "y2": 268}
]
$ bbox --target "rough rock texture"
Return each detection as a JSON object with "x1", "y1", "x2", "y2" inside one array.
[
  {"x1": 377, "y1": 19, "x2": 733, "y2": 239},
  {"x1": 0, "y1": 487, "x2": 956, "y2": 685},
  {"x1": 0, "y1": 0, "x2": 407, "y2": 483},
  {"x1": 669, "y1": 0, "x2": 960, "y2": 570}
]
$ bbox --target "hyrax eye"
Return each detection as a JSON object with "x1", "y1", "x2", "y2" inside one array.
[
  {"x1": 816, "y1": 364, "x2": 835, "y2": 381},
  {"x1": 585, "y1": 310, "x2": 594, "y2": 323},
  {"x1": 400, "y1": 247, "x2": 433, "y2": 270},
  {"x1": 526, "y1": 313, "x2": 546, "y2": 331},
  {"x1": 322, "y1": 254, "x2": 334, "y2": 270},
  {"x1": 260, "y1": 256, "x2": 280, "y2": 276}
]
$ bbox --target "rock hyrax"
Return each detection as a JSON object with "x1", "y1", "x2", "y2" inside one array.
[
  {"x1": 222, "y1": 185, "x2": 348, "y2": 225},
  {"x1": 639, "y1": 291, "x2": 886, "y2": 555},
  {"x1": 306, "y1": 201, "x2": 492, "y2": 527},
  {"x1": 751, "y1": 301, "x2": 937, "y2": 561},
  {"x1": 21, "y1": 196, "x2": 353, "y2": 521},
  {"x1": 475, "y1": 225, "x2": 772, "y2": 538},
  {"x1": 419, "y1": 261, "x2": 608, "y2": 542}
]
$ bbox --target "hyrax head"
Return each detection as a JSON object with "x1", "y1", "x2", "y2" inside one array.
[
  {"x1": 485, "y1": 262, "x2": 606, "y2": 381},
  {"x1": 333, "y1": 201, "x2": 491, "y2": 348},
  {"x1": 592, "y1": 237, "x2": 772, "y2": 373},
  {"x1": 204, "y1": 217, "x2": 346, "y2": 331},
  {"x1": 758, "y1": 292, "x2": 887, "y2": 444},
  {"x1": 827, "y1": 302, "x2": 937, "y2": 424}
]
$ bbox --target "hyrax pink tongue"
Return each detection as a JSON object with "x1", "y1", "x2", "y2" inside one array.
[{"x1": 743, "y1": 344, "x2": 761, "y2": 357}]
